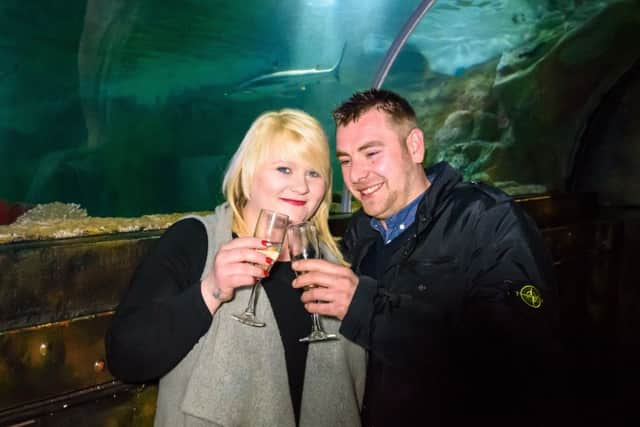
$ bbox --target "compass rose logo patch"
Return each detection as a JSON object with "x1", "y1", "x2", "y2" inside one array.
[{"x1": 517, "y1": 284, "x2": 543, "y2": 308}]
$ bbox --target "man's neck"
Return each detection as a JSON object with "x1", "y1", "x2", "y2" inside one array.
[
  {"x1": 380, "y1": 171, "x2": 430, "y2": 229},
  {"x1": 372, "y1": 189, "x2": 427, "y2": 244}
]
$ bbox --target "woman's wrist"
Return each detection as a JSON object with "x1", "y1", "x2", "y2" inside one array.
[
  {"x1": 200, "y1": 278, "x2": 225, "y2": 314},
  {"x1": 211, "y1": 286, "x2": 226, "y2": 301}
]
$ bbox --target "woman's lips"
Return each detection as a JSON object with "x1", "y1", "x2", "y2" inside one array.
[{"x1": 281, "y1": 198, "x2": 305, "y2": 206}]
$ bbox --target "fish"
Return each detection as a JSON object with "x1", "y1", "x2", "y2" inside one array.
[{"x1": 226, "y1": 42, "x2": 347, "y2": 99}]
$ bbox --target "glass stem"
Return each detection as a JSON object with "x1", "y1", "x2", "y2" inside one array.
[
  {"x1": 311, "y1": 312, "x2": 323, "y2": 332},
  {"x1": 245, "y1": 282, "x2": 261, "y2": 315}
]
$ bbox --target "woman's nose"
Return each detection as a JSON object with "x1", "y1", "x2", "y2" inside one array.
[{"x1": 291, "y1": 173, "x2": 310, "y2": 194}]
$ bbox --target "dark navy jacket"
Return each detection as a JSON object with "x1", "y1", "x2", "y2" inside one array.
[{"x1": 339, "y1": 162, "x2": 562, "y2": 426}]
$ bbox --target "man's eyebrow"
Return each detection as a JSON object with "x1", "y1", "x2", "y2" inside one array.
[{"x1": 336, "y1": 141, "x2": 383, "y2": 157}]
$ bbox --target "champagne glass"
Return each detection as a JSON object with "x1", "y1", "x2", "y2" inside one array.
[
  {"x1": 232, "y1": 209, "x2": 289, "y2": 327},
  {"x1": 287, "y1": 222, "x2": 337, "y2": 342}
]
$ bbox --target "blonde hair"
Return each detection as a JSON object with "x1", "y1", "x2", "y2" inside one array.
[{"x1": 222, "y1": 109, "x2": 344, "y2": 264}]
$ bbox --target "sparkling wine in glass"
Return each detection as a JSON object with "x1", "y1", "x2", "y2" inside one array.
[
  {"x1": 287, "y1": 222, "x2": 337, "y2": 342},
  {"x1": 232, "y1": 209, "x2": 289, "y2": 327}
]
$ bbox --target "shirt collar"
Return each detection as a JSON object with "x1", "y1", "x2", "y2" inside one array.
[{"x1": 369, "y1": 191, "x2": 424, "y2": 245}]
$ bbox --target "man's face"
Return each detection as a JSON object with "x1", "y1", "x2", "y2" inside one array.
[{"x1": 336, "y1": 108, "x2": 426, "y2": 221}]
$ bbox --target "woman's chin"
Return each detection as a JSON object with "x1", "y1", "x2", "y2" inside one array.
[{"x1": 283, "y1": 211, "x2": 308, "y2": 225}]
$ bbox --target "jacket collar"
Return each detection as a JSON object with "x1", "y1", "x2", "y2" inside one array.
[{"x1": 414, "y1": 161, "x2": 462, "y2": 232}]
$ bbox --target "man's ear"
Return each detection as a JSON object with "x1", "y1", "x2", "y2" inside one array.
[{"x1": 406, "y1": 127, "x2": 425, "y2": 163}]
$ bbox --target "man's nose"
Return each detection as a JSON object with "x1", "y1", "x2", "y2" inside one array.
[{"x1": 349, "y1": 159, "x2": 368, "y2": 183}]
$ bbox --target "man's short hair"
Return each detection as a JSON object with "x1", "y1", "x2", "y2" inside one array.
[{"x1": 332, "y1": 88, "x2": 417, "y2": 130}]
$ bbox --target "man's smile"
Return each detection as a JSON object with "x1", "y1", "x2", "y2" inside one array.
[{"x1": 358, "y1": 183, "x2": 384, "y2": 197}]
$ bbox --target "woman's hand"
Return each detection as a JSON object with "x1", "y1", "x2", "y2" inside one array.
[{"x1": 200, "y1": 237, "x2": 272, "y2": 313}]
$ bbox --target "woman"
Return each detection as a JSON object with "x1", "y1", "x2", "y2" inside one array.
[{"x1": 105, "y1": 109, "x2": 365, "y2": 427}]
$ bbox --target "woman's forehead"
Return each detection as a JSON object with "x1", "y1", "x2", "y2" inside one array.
[
  {"x1": 263, "y1": 152, "x2": 316, "y2": 167},
  {"x1": 264, "y1": 150, "x2": 328, "y2": 173}
]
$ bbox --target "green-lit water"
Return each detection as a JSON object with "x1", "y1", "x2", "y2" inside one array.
[{"x1": 1, "y1": 0, "x2": 637, "y2": 217}]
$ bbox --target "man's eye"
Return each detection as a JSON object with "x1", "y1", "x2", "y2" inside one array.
[
  {"x1": 339, "y1": 159, "x2": 350, "y2": 166},
  {"x1": 366, "y1": 151, "x2": 379, "y2": 158},
  {"x1": 276, "y1": 166, "x2": 291, "y2": 174}
]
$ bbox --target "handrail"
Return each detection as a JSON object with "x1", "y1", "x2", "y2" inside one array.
[
  {"x1": 371, "y1": 0, "x2": 438, "y2": 89},
  {"x1": 340, "y1": 0, "x2": 438, "y2": 213}
]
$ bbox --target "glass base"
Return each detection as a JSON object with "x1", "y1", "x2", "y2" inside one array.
[
  {"x1": 231, "y1": 312, "x2": 266, "y2": 327},
  {"x1": 299, "y1": 330, "x2": 338, "y2": 343}
]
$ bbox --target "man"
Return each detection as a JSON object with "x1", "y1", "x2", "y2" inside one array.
[{"x1": 292, "y1": 89, "x2": 562, "y2": 425}]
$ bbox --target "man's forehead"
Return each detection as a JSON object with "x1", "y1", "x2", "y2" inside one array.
[
  {"x1": 336, "y1": 116, "x2": 401, "y2": 152},
  {"x1": 341, "y1": 109, "x2": 408, "y2": 135},
  {"x1": 348, "y1": 108, "x2": 388, "y2": 126},
  {"x1": 336, "y1": 135, "x2": 392, "y2": 159}
]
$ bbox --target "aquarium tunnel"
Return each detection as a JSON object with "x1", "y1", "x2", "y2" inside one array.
[{"x1": 1, "y1": 0, "x2": 640, "y2": 425}]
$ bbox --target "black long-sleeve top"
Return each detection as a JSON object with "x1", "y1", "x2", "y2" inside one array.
[{"x1": 105, "y1": 218, "x2": 311, "y2": 423}]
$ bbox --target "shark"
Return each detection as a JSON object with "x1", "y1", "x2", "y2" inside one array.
[{"x1": 227, "y1": 42, "x2": 347, "y2": 99}]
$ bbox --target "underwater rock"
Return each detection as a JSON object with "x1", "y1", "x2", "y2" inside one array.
[
  {"x1": 0, "y1": 202, "x2": 205, "y2": 244},
  {"x1": 410, "y1": 57, "x2": 498, "y2": 147},
  {"x1": 496, "y1": 33, "x2": 561, "y2": 82},
  {"x1": 434, "y1": 110, "x2": 474, "y2": 145},
  {"x1": 496, "y1": 1, "x2": 613, "y2": 82},
  {"x1": 416, "y1": 59, "x2": 500, "y2": 173},
  {"x1": 433, "y1": 140, "x2": 504, "y2": 181},
  {"x1": 455, "y1": 72, "x2": 497, "y2": 111},
  {"x1": 492, "y1": 0, "x2": 640, "y2": 186},
  {"x1": 418, "y1": 0, "x2": 539, "y2": 76},
  {"x1": 471, "y1": 112, "x2": 501, "y2": 141},
  {"x1": 15, "y1": 202, "x2": 87, "y2": 223}
]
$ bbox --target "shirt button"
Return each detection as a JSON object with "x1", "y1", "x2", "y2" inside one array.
[
  {"x1": 399, "y1": 224, "x2": 405, "y2": 230},
  {"x1": 418, "y1": 284, "x2": 428, "y2": 292}
]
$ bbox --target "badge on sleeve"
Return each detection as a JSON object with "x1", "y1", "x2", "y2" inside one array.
[{"x1": 516, "y1": 284, "x2": 543, "y2": 308}]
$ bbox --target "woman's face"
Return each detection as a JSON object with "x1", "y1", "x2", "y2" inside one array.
[{"x1": 244, "y1": 150, "x2": 327, "y2": 229}]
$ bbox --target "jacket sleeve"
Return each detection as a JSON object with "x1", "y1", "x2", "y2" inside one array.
[
  {"x1": 104, "y1": 219, "x2": 213, "y2": 383},
  {"x1": 459, "y1": 200, "x2": 563, "y2": 413},
  {"x1": 463, "y1": 200, "x2": 560, "y2": 353}
]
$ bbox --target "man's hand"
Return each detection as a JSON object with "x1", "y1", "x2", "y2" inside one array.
[{"x1": 291, "y1": 259, "x2": 358, "y2": 320}]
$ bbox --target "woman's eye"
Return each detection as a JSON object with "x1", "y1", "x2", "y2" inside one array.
[
  {"x1": 308, "y1": 170, "x2": 321, "y2": 178},
  {"x1": 276, "y1": 166, "x2": 291, "y2": 174}
]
